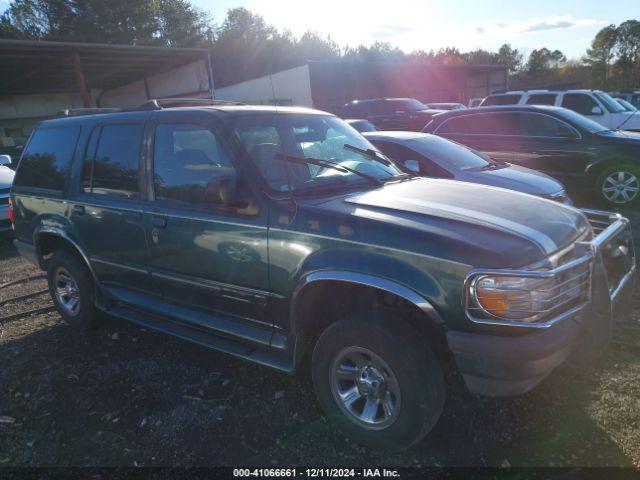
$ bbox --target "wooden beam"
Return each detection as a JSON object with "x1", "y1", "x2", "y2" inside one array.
[{"x1": 73, "y1": 50, "x2": 92, "y2": 108}]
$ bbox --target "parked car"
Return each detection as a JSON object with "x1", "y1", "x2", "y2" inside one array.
[
  {"x1": 480, "y1": 89, "x2": 640, "y2": 131},
  {"x1": 364, "y1": 131, "x2": 572, "y2": 204},
  {"x1": 425, "y1": 102, "x2": 467, "y2": 111},
  {"x1": 608, "y1": 90, "x2": 640, "y2": 109},
  {"x1": 0, "y1": 154, "x2": 14, "y2": 234},
  {"x1": 614, "y1": 98, "x2": 638, "y2": 112},
  {"x1": 424, "y1": 105, "x2": 640, "y2": 206},
  {"x1": 342, "y1": 98, "x2": 443, "y2": 131},
  {"x1": 10, "y1": 103, "x2": 636, "y2": 449},
  {"x1": 345, "y1": 118, "x2": 378, "y2": 132}
]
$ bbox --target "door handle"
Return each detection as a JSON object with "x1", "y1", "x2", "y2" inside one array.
[
  {"x1": 72, "y1": 205, "x2": 85, "y2": 215},
  {"x1": 151, "y1": 215, "x2": 167, "y2": 228}
]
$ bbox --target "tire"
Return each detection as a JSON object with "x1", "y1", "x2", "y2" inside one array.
[
  {"x1": 596, "y1": 165, "x2": 640, "y2": 207},
  {"x1": 47, "y1": 248, "x2": 99, "y2": 330},
  {"x1": 311, "y1": 312, "x2": 445, "y2": 450}
]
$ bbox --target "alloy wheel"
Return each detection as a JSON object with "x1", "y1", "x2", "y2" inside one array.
[
  {"x1": 54, "y1": 267, "x2": 81, "y2": 316},
  {"x1": 330, "y1": 346, "x2": 401, "y2": 430},
  {"x1": 602, "y1": 170, "x2": 639, "y2": 204}
]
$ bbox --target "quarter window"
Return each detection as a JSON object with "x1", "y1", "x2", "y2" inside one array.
[
  {"x1": 561, "y1": 94, "x2": 600, "y2": 116},
  {"x1": 82, "y1": 124, "x2": 144, "y2": 198},
  {"x1": 13, "y1": 126, "x2": 80, "y2": 191},
  {"x1": 153, "y1": 123, "x2": 234, "y2": 207}
]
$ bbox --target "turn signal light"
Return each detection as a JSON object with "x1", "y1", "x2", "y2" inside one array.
[{"x1": 8, "y1": 197, "x2": 14, "y2": 228}]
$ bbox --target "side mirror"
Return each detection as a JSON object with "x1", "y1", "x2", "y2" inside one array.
[
  {"x1": 591, "y1": 106, "x2": 603, "y2": 115},
  {"x1": 404, "y1": 160, "x2": 421, "y2": 173},
  {"x1": 0, "y1": 155, "x2": 11, "y2": 166}
]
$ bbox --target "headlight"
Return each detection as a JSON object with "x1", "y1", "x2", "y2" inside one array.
[{"x1": 472, "y1": 274, "x2": 558, "y2": 322}]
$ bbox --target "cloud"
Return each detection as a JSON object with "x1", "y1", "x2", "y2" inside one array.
[{"x1": 478, "y1": 16, "x2": 600, "y2": 36}]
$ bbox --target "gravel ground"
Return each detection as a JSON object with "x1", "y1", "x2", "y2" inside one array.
[{"x1": 0, "y1": 202, "x2": 638, "y2": 468}]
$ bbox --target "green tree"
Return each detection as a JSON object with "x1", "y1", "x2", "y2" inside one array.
[
  {"x1": 615, "y1": 20, "x2": 640, "y2": 88},
  {"x1": 526, "y1": 47, "x2": 566, "y2": 79},
  {"x1": 496, "y1": 44, "x2": 523, "y2": 74},
  {"x1": 583, "y1": 25, "x2": 618, "y2": 88}
]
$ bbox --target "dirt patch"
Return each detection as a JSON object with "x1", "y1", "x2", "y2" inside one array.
[{"x1": 0, "y1": 206, "x2": 638, "y2": 467}]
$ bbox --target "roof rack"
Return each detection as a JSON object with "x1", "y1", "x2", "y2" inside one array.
[
  {"x1": 139, "y1": 98, "x2": 245, "y2": 109},
  {"x1": 56, "y1": 107, "x2": 121, "y2": 117}
]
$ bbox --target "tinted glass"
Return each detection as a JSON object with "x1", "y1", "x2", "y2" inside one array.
[
  {"x1": 554, "y1": 108, "x2": 606, "y2": 133},
  {"x1": 153, "y1": 123, "x2": 234, "y2": 206},
  {"x1": 13, "y1": 126, "x2": 80, "y2": 191},
  {"x1": 436, "y1": 113, "x2": 517, "y2": 135},
  {"x1": 481, "y1": 94, "x2": 521, "y2": 106},
  {"x1": 89, "y1": 124, "x2": 143, "y2": 197},
  {"x1": 518, "y1": 113, "x2": 578, "y2": 138},
  {"x1": 561, "y1": 94, "x2": 599, "y2": 115},
  {"x1": 525, "y1": 94, "x2": 557, "y2": 106},
  {"x1": 371, "y1": 99, "x2": 427, "y2": 114},
  {"x1": 81, "y1": 127, "x2": 100, "y2": 193}
]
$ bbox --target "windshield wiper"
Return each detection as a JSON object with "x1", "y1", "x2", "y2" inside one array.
[
  {"x1": 274, "y1": 153, "x2": 383, "y2": 186},
  {"x1": 343, "y1": 144, "x2": 391, "y2": 166}
]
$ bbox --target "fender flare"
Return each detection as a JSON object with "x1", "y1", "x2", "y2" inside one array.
[
  {"x1": 33, "y1": 225, "x2": 98, "y2": 283},
  {"x1": 290, "y1": 270, "x2": 444, "y2": 330}
]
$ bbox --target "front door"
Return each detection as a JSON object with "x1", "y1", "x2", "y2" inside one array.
[{"x1": 144, "y1": 116, "x2": 270, "y2": 326}]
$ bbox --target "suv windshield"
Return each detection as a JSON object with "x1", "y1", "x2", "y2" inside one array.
[
  {"x1": 594, "y1": 91, "x2": 626, "y2": 113},
  {"x1": 232, "y1": 114, "x2": 401, "y2": 194}
]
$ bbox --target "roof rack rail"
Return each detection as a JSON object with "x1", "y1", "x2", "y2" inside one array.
[
  {"x1": 139, "y1": 98, "x2": 245, "y2": 109},
  {"x1": 56, "y1": 107, "x2": 121, "y2": 117}
]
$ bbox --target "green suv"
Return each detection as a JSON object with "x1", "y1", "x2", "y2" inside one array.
[{"x1": 9, "y1": 102, "x2": 637, "y2": 449}]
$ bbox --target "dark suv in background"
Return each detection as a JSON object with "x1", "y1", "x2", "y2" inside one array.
[
  {"x1": 424, "y1": 105, "x2": 640, "y2": 207},
  {"x1": 342, "y1": 98, "x2": 443, "y2": 131},
  {"x1": 9, "y1": 102, "x2": 636, "y2": 449}
]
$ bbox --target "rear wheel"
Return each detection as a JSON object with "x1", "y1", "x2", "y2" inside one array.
[
  {"x1": 47, "y1": 249, "x2": 99, "y2": 330},
  {"x1": 311, "y1": 312, "x2": 445, "y2": 450},
  {"x1": 597, "y1": 166, "x2": 640, "y2": 207}
]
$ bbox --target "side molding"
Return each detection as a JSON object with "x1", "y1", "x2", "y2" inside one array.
[
  {"x1": 33, "y1": 226, "x2": 98, "y2": 282},
  {"x1": 291, "y1": 270, "x2": 444, "y2": 325}
]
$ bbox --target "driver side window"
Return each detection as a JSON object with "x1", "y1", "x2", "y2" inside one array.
[{"x1": 153, "y1": 123, "x2": 235, "y2": 207}]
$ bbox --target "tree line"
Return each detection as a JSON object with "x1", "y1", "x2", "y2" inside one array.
[{"x1": 0, "y1": 1, "x2": 638, "y2": 90}]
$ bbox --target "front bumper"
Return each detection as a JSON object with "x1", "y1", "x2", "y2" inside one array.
[{"x1": 449, "y1": 209, "x2": 636, "y2": 396}]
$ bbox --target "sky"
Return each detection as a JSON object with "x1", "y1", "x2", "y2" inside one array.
[
  {"x1": 192, "y1": 0, "x2": 633, "y2": 59},
  {"x1": 0, "y1": 0, "x2": 632, "y2": 59}
]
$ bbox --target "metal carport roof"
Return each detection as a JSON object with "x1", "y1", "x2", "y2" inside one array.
[{"x1": 0, "y1": 39, "x2": 212, "y2": 106}]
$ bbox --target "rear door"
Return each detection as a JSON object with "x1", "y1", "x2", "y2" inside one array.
[
  {"x1": 144, "y1": 113, "x2": 270, "y2": 326},
  {"x1": 71, "y1": 119, "x2": 156, "y2": 296},
  {"x1": 433, "y1": 112, "x2": 514, "y2": 163},
  {"x1": 505, "y1": 112, "x2": 594, "y2": 181}
]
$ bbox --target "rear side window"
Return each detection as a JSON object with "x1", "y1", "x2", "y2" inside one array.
[
  {"x1": 13, "y1": 126, "x2": 80, "y2": 191},
  {"x1": 525, "y1": 94, "x2": 557, "y2": 106},
  {"x1": 480, "y1": 94, "x2": 521, "y2": 106},
  {"x1": 436, "y1": 113, "x2": 517, "y2": 135},
  {"x1": 82, "y1": 124, "x2": 144, "y2": 198},
  {"x1": 561, "y1": 94, "x2": 599, "y2": 115}
]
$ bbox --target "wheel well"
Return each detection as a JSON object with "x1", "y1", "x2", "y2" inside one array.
[
  {"x1": 588, "y1": 160, "x2": 640, "y2": 186},
  {"x1": 293, "y1": 281, "x2": 444, "y2": 363},
  {"x1": 36, "y1": 233, "x2": 87, "y2": 271}
]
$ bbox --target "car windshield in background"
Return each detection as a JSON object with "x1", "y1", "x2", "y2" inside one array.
[
  {"x1": 388, "y1": 99, "x2": 429, "y2": 111},
  {"x1": 232, "y1": 114, "x2": 401, "y2": 193},
  {"x1": 554, "y1": 108, "x2": 608, "y2": 133},
  {"x1": 407, "y1": 136, "x2": 489, "y2": 170},
  {"x1": 594, "y1": 91, "x2": 626, "y2": 113},
  {"x1": 481, "y1": 94, "x2": 521, "y2": 106}
]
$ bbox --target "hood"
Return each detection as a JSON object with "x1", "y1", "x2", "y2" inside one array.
[
  {"x1": 612, "y1": 112, "x2": 640, "y2": 130},
  {"x1": 464, "y1": 163, "x2": 564, "y2": 195},
  {"x1": 0, "y1": 166, "x2": 14, "y2": 188},
  {"x1": 307, "y1": 178, "x2": 589, "y2": 269}
]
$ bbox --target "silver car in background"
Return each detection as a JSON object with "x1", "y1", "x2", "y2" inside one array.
[{"x1": 0, "y1": 155, "x2": 14, "y2": 234}]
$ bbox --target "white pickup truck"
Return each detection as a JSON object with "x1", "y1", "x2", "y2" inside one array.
[{"x1": 480, "y1": 89, "x2": 640, "y2": 131}]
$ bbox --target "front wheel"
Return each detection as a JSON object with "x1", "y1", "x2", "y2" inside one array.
[
  {"x1": 311, "y1": 312, "x2": 445, "y2": 450},
  {"x1": 597, "y1": 166, "x2": 640, "y2": 207}
]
